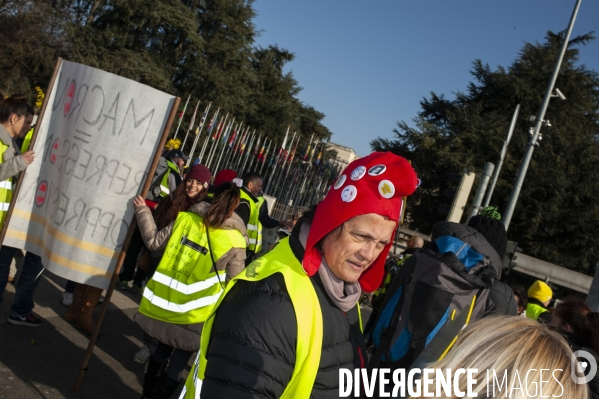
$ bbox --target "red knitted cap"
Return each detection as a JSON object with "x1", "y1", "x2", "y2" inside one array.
[
  {"x1": 304, "y1": 152, "x2": 418, "y2": 292},
  {"x1": 214, "y1": 169, "x2": 238, "y2": 187}
]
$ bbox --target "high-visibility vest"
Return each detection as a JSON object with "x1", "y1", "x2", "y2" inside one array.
[
  {"x1": 21, "y1": 128, "x2": 33, "y2": 153},
  {"x1": 181, "y1": 237, "x2": 324, "y2": 399},
  {"x1": 525, "y1": 302, "x2": 548, "y2": 321},
  {"x1": 239, "y1": 189, "x2": 261, "y2": 252},
  {"x1": 138, "y1": 212, "x2": 246, "y2": 325},
  {"x1": 255, "y1": 196, "x2": 265, "y2": 253},
  {"x1": 0, "y1": 140, "x2": 13, "y2": 227},
  {"x1": 159, "y1": 160, "x2": 181, "y2": 197}
]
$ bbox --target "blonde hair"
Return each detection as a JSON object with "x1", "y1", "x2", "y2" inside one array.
[{"x1": 417, "y1": 316, "x2": 588, "y2": 399}]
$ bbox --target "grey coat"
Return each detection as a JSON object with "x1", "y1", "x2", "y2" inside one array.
[
  {"x1": 133, "y1": 201, "x2": 248, "y2": 351},
  {"x1": 0, "y1": 125, "x2": 27, "y2": 182}
]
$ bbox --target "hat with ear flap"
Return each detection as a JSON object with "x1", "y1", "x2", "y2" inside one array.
[{"x1": 303, "y1": 152, "x2": 419, "y2": 292}]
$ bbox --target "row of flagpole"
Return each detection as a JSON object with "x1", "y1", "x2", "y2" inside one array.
[{"x1": 169, "y1": 96, "x2": 346, "y2": 209}]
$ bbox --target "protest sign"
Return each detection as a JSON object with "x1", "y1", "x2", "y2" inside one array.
[{"x1": 3, "y1": 59, "x2": 176, "y2": 289}]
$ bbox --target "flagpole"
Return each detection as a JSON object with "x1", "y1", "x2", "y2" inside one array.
[
  {"x1": 273, "y1": 132, "x2": 296, "y2": 198},
  {"x1": 198, "y1": 108, "x2": 219, "y2": 163},
  {"x1": 259, "y1": 139, "x2": 272, "y2": 176},
  {"x1": 205, "y1": 119, "x2": 222, "y2": 169},
  {"x1": 265, "y1": 127, "x2": 290, "y2": 193},
  {"x1": 173, "y1": 95, "x2": 190, "y2": 139},
  {"x1": 234, "y1": 126, "x2": 250, "y2": 171},
  {"x1": 222, "y1": 122, "x2": 241, "y2": 169},
  {"x1": 214, "y1": 118, "x2": 235, "y2": 172},
  {"x1": 181, "y1": 100, "x2": 201, "y2": 150},
  {"x1": 240, "y1": 130, "x2": 256, "y2": 175},
  {"x1": 262, "y1": 140, "x2": 277, "y2": 192},
  {"x1": 246, "y1": 133, "x2": 262, "y2": 173},
  {"x1": 207, "y1": 113, "x2": 228, "y2": 169},
  {"x1": 297, "y1": 139, "x2": 318, "y2": 206},
  {"x1": 186, "y1": 102, "x2": 211, "y2": 167},
  {"x1": 279, "y1": 135, "x2": 300, "y2": 203},
  {"x1": 231, "y1": 126, "x2": 245, "y2": 171}
]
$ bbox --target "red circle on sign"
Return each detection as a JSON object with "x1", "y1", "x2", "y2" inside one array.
[
  {"x1": 35, "y1": 181, "x2": 48, "y2": 207},
  {"x1": 64, "y1": 81, "x2": 76, "y2": 116},
  {"x1": 50, "y1": 139, "x2": 59, "y2": 164}
]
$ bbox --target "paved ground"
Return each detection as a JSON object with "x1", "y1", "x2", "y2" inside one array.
[
  {"x1": 0, "y1": 268, "x2": 375, "y2": 399},
  {"x1": 0, "y1": 272, "x2": 155, "y2": 399}
]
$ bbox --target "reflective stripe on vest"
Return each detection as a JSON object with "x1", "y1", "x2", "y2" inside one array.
[
  {"x1": 138, "y1": 212, "x2": 246, "y2": 325},
  {"x1": 525, "y1": 303, "x2": 548, "y2": 321},
  {"x1": 239, "y1": 189, "x2": 260, "y2": 252},
  {"x1": 0, "y1": 140, "x2": 13, "y2": 228},
  {"x1": 159, "y1": 161, "x2": 180, "y2": 197},
  {"x1": 182, "y1": 237, "x2": 324, "y2": 398}
]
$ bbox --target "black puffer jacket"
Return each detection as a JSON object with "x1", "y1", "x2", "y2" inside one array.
[{"x1": 200, "y1": 231, "x2": 366, "y2": 399}]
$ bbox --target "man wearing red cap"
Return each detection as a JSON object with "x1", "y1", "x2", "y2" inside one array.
[{"x1": 181, "y1": 152, "x2": 418, "y2": 398}]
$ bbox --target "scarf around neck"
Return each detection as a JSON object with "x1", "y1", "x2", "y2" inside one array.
[{"x1": 299, "y1": 223, "x2": 362, "y2": 312}]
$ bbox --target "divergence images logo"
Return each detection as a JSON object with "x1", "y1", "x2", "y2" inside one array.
[{"x1": 571, "y1": 350, "x2": 597, "y2": 384}]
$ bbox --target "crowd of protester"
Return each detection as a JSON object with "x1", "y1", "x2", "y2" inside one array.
[{"x1": 0, "y1": 94, "x2": 597, "y2": 399}]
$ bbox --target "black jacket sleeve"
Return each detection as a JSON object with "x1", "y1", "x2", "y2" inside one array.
[
  {"x1": 201, "y1": 274, "x2": 297, "y2": 399},
  {"x1": 258, "y1": 201, "x2": 280, "y2": 229},
  {"x1": 234, "y1": 200, "x2": 251, "y2": 227}
]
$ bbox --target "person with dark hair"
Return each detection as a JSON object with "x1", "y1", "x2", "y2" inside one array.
[
  {"x1": 0, "y1": 94, "x2": 35, "y2": 185},
  {"x1": 0, "y1": 94, "x2": 45, "y2": 327},
  {"x1": 133, "y1": 181, "x2": 247, "y2": 399},
  {"x1": 182, "y1": 152, "x2": 419, "y2": 398},
  {"x1": 116, "y1": 149, "x2": 190, "y2": 295},
  {"x1": 512, "y1": 287, "x2": 528, "y2": 316},
  {"x1": 551, "y1": 300, "x2": 599, "y2": 399},
  {"x1": 161, "y1": 149, "x2": 187, "y2": 192},
  {"x1": 66, "y1": 164, "x2": 212, "y2": 337},
  {"x1": 236, "y1": 171, "x2": 285, "y2": 265}
]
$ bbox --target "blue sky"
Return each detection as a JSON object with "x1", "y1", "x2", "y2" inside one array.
[{"x1": 252, "y1": 0, "x2": 599, "y2": 157}]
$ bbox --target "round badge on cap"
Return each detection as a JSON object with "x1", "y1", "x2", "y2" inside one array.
[
  {"x1": 368, "y1": 164, "x2": 387, "y2": 176},
  {"x1": 378, "y1": 180, "x2": 395, "y2": 199},
  {"x1": 341, "y1": 185, "x2": 358, "y2": 202},
  {"x1": 350, "y1": 166, "x2": 366, "y2": 181},
  {"x1": 334, "y1": 174, "x2": 346, "y2": 190}
]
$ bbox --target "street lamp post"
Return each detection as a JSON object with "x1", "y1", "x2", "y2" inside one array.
[
  {"x1": 502, "y1": 0, "x2": 581, "y2": 230},
  {"x1": 482, "y1": 104, "x2": 520, "y2": 209}
]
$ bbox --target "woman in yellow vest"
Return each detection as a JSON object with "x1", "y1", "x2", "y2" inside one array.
[
  {"x1": 182, "y1": 152, "x2": 419, "y2": 398},
  {"x1": 0, "y1": 95, "x2": 45, "y2": 327},
  {"x1": 66, "y1": 164, "x2": 213, "y2": 336},
  {"x1": 133, "y1": 181, "x2": 248, "y2": 399}
]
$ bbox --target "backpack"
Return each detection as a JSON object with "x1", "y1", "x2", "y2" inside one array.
[
  {"x1": 147, "y1": 157, "x2": 169, "y2": 202},
  {"x1": 369, "y1": 222, "x2": 517, "y2": 371}
]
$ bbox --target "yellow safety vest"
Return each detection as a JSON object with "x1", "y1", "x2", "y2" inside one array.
[
  {"x1": 255, "y1": 196, "x2": 265, "y2": 253},
  {"x1": 525, "y1": 302, "x2": 548, "y2": 321},
  {"x1": 139, "y1": 212, "x2": 246, "y2": 325},
  {"x1": 0, "y1": 140, "x2": 13, "y2": 228},
  {"x1": 159, "y1": 160, "x2": 181, "y2": 197},
  {"x1": 181, "y1": 237, "x2": 324, "y2": 398},
  {"x1": 21, "y1": 128, "x2": 33, "y2": 153},
  {"x1": 239, "y1": 189, "x2": 261, "y2": 253}
]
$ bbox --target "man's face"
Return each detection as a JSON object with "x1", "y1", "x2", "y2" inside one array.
[
  {"x1": 18, "y1": 114, "x2": 33, "y2": 139},
  {"x1": 173, "y1": 157, "x2": 185, "y2": 172},
  {"x1": 321, "y1": 213, "x2": 396, "y2": 283},
  {"x1": 248, "y1": 178, "x2": 263, "y2": 197}
]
